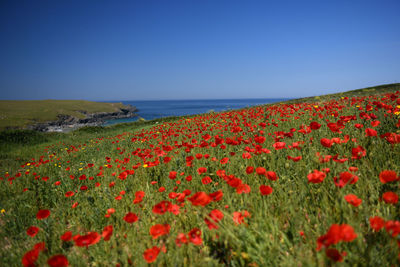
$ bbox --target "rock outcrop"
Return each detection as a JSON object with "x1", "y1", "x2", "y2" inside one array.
[{"x1": 29, "y1": 104, "x2": 138, "y2": 132}]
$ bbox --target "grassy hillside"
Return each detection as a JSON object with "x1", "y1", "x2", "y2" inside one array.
[
  {"x1": 0, "y1": 100, "x2": 127, "y2": 129},
  {"x1": 1, "y1": 84, "x2": 400, "y2": 266}
]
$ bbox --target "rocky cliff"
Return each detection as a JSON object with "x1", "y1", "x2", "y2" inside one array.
[{"x1": 30, "y1": 104, "x2": 138, "y2": 132}]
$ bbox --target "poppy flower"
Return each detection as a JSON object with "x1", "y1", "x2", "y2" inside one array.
[
  {"x1": 266, "y1": 171, "x2": 278, "y2": 181},
  {"x1": 47, "y1": 254, "x2": 69, "y2": 267},
  {"x1": 351, "y1": 145, "x2": 366, "y2": 160},
  {"x1": 149, "y1": 224, "x2": 171, "y2": 239},
  {"x1": 22, "y1": 249, "x2": 39, "y2": 267},
  {"x1": 317, "y1": 224, "x2": 357, "y2": 251},
  {"x1": 365, "y1": 128, "x2": 377, "y2": 137},
  {"x1": 310, "y1": 121, "x2": 321, "y2": 130},
  {"x1": 333, "y1": 172, "x2": 358, "y2": 188},
  {"x1": 36, "y1": 209, "x2": 50, "y2": 220},
  {"x1": 245, "y1": 166, "x2": 254, "y2": 174},
  {"x1": 256, "y1": 167, "x2": 266, "y2": 175},
  {"x1": 205, "y1": 209, "x2": 224, "y2": 230},
  {"x1": 197, "y1": 167, "x2": 207, "y2": 175},
  {"x1": 143, "y1": 246, "x2": 160, "y2": 263},
  {"x1": 201, "y1": 176, "x2": 212, "y2": 185},
  {"x1": 73, "y1": 232, "x2": 101, "y2": 247},
  {"x1": 152, "y1": 201, "x2": 172, "y2": 214},
  {"x1": 307, "y1": 170, "x2": 326, "y2": 184},
  {"x1": 175, "y1": 233, "x2": 188, "y2": 247},
  {"x1": 102, "y1": 225, "x2": 113, "y2": 241},
  {"x1": 124, "y1": 212, "x2": 138, "y2": 223},
  {"x1": 233, "y1": 210, "x2": 250, "y2": 225},
  {"x1": 325, "y1": 248, "x2": 345, "y2": 262},
  {"x1": 369, "y1": 216, "x2": 385, "y2": 232},
  {"x1": 188, "y1": 228, "x2": 202, "y2": 245},
  {"x1": 379, "y1": 170, "x2": 398, "y2": 184},
  {"x1": 254, "y1": 136, "x2": 266, "y2": 144},
  {"x1": 273, "y1": 142, "x2": 286, "y2": 150},
  {"x1": 209, "y1": 190, "x2": 223, "y2": 201},
  {"x1": 320, "y1": 138, "x2": 332, "y2": 148},
  {"x1": 27, "y1": 226, "x2": 39, "y2": 237},
  {"x1": 187, "y1": 192, "x2": 212, "y2": 206},
  {"x1": 259, "y1": 185, "x2": 273, "y2": 195},
  {"x1": 382, "y1": 192, "x2": 398, "y2": 204},
  {"x1": 61, "y1": 231, "x2": 72, "y2": 242},
  {"x1": 344, "y1": 194, "x2": 362, "y2": 207},
  {"x1": 169, "y1": 171, "x2": 177, "y2": 179},
  {"x1": 133, "y1": 191, "x2": 145, "y2": 204}
]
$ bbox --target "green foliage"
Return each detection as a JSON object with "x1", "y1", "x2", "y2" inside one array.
[{"x1": 1, "y1": 84, "x2": 400, "y2": 266}]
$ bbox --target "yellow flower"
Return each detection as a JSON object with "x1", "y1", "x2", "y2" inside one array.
[
  {"x1": 143, "y1": 164, "x2": 148, "y2": 168},
  {"x1": 1, "y1": 209, "x2": 5, "y2": 213}
]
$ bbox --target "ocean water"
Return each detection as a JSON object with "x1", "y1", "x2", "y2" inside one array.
[{"x1": 104, "y1": 98, "x2": 288, "y2": 126}]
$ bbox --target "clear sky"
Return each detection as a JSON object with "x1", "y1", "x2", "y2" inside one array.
[{"x1": 0, "y1": 0, "x2": 399, "y2": 101}]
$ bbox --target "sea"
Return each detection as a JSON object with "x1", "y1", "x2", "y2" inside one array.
[{"x1": 104, "y1": 98, "x2": 289, "y2": 126}]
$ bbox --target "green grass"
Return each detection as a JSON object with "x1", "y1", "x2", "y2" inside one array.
[
  {"x1": 1, "y1": 83, "x2": 400, "y2": 266},
  {"x1": 0, "y1": 100, "x2": 128, "y2": 129}
]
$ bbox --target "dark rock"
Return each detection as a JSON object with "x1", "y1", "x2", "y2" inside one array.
[{"x1": 29, "y1": 105, "x2": 138, "y2": 132}]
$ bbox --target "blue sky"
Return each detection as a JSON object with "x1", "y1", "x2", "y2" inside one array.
[{"x1": 0, "y1": 0, "x2": 399, "y2": 101}]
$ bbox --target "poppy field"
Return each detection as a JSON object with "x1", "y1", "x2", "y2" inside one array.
[{"x1": 1, "y1": 85, "x2": 400, "y2": 266}]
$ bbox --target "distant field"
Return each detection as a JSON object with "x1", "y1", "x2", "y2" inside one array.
[{"x1": 0, "y1": 100, "x2": 126, "y2": 129}]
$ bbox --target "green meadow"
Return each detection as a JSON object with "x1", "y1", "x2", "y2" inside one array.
[
  {"x1": 0, "y1": 100, "x2": 127, "y2": 130},
  {"x1": 1, "y1": 83, "x2": 400, "y2": 266}
]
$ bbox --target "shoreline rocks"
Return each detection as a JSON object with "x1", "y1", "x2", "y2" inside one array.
[{"x1": 29, "y1": 104, "x2": 138, "y2": 132}]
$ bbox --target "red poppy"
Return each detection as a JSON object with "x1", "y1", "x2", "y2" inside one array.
[
  {"x1": 333, "y1": 172, "x2": 358, "y2": 188},
  {"x1": 197, "y1": 167, "x2": 207, "y2": 175},
  {"x1": 320, "y1": 138, "x2": 332, "y2": 148},
  {"x1": 209, "y1": 190, "x2": 223, "y2": 201},
  {"x1": 27, "y1": 226, "x2": 39, "y2": 237},
  {"x1": 187, "y1": 192, "x2": 212, "y2": 206},
  {"x1": 64, "y1": 191, "x2": 74, "y2": 197},
  {"x1": 47, "y1": 254, "x2": 69, "y2": 267},
  {"x1": 36, "y1": 209, "x2": 50, "y2": 220},
  {"x1": 256, "y1": 167, "x2": 266, "y2": 175},
  {"x1": 22, "y1": 249, "x2": 39, "y2": 267},
  {"x1": 102, "y1": 225, "x2": 113, "y2": 241},
  {"x1": 61, "y1": 231, "x2": 72, "y2": 242},
  {"x1": 149, "y1": 224, "x2": 171, "y2": 239},
  {"x1": 143, "y1": 246, "x2": 160, "y2": 263},
  {"x1": 233, "y1": 210, "x2": 250, "y2": 225},
  {"x1": 365, "y1": 128, "x2": 377, "y2": 137},
  {"x1": 152, "y1": 200, "x2": 172, "y2": 214},
  {"x1": 205, "y1": 209, "x2": 224, "y2": 230},
  {"x1": 254, "y1": 136, "x2": 266, "y2": 144},
  {"x1": 310, "y1": 121, "x2": 321, "y2": 130},
  {"x1": 325, "y1": 248, "x2": 345, "y2": 262},
  {"x1": 273, "y1": 142, "x2": 286, "y2": 150},
  {"x1": 344, "y1": 194, "x2": 362, "y2": 207},
  {"x1": 379, "y1": 170, "x2": 398, "y2": 184},
  {"x1": 188, "y1": 228, "x2": 202, "y2": 245},
  {"x1": 133, "y1": 191, "x2": 145, "y2": 204},
  {"x1": 123, "y1": 212, "x2": 138, "y2": 223},
  {"x1": 266, "y1": 171, "x2": 278, "y2": 181},
  {"x1": 201, "y1": 176, "x2": 212, "y2": 185},
  {"x1": 175, "y1": 233, "x2": 188, "y2": 247},
  {"x1": 369, "y1": 216, "x2": 385, "y2": 232},
  {"x1": 259, "y1": 185, "x2": 273, "y2": 195},
  {"x1": 317, "y1": 224, "x2": 357, "y2": 251},
  {"x1": 382, "y1": 192, "x2": 398, "y2": 204},
  {"x1": 169, "y1": 171, "x2": 177, "y2": 179},
  {"x1": 307, "y1": 170, "x2": 326, "y2": 184},
  {"x1": 245, "y1": 166, "x2": 254, "y2": 174},
  {"x1": 73, "y1": 232, "x2": 101, "y2": 247}
]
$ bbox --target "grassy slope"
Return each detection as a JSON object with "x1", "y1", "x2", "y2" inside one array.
[
  {"x1": 0, "y1": 100, "x2": 127, "y2": 129},
  {"x1": 0, "y1": 83, "x2": 400, "y2": 266}
]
